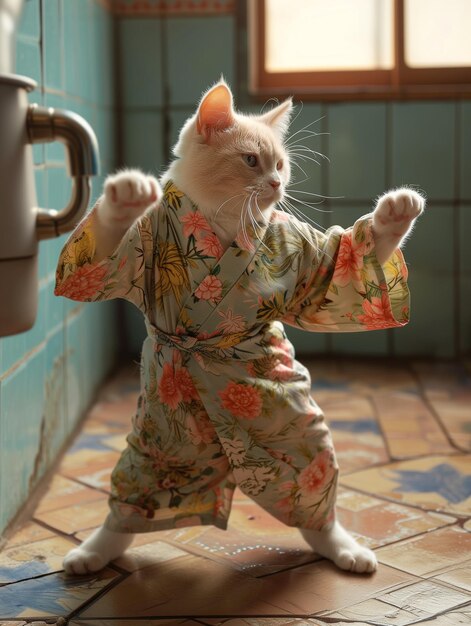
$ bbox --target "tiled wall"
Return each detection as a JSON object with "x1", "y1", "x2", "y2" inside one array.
[
  {"x1": 0, "y1": 0, "x2": 118, "y2": 534},
  {"x1": 117, "y1": 3, "x2": 471, "y2": 359}
]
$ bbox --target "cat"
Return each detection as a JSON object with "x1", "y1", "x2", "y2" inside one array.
[{"x1": 60, "y1": 79, "x2": 424, "y2": 576}]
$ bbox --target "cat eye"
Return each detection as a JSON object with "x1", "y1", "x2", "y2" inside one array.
[
  {"x1": 276, "y1": 160, "x2": 283, "y2": 170},
  {"x1": 243, "y1": 154, "x2": 258, "y2": 168}
]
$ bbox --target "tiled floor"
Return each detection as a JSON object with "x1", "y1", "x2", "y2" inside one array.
[{"x1": 1, "y1": 359, "x2": 471, "y2": 625}]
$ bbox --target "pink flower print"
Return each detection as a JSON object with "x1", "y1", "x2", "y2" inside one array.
[
  {"x1": 219, "y1": 381, "x2": 263, "y2": 419},
  {"x1": 158, "y1": 362, "x2": 198, "y2": 409},
  {"x1": 196, "y1": 232, "x2": 224, "y2": 260},
  {"x1": 55, "y1": 264, "x2": 108, "y2": 300},
  {"x1": 180, "y1": 211, "x2": 212, "y2": 238},
  {"x1": 216, "y1": 308, "x2": 246, "y2": 334},
  {"x1": 187, "y1": 410, "x2": 217, "y2": 445},
  {"x1": 332, "y1": 231, "x2": 365, "y2": 288},
  {"x1": 174, "y1": 366, "x2": 199, "y2": 403},
  {"x1": 158, "y1": 362, "x2": 181, "y2": 410},
  {"x1": 357, "y1": 291, "x2": 396, "y2": 329},
  {"x1": 298, "y1": 449, "x2": 336, "y2": 495},
  {"x1": 194, "y1": 275, "x2": 223, "y2": 303}
]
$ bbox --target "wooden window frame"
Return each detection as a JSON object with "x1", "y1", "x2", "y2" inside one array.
[{"x1": 249, "y1": 0, "x2": 471, "y2": 100}]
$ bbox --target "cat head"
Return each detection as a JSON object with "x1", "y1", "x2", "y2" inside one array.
[{"x1": 171, "y1": 78, "x2": 293, "y2": 215}]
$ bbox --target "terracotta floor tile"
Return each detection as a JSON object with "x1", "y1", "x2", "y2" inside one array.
[
  {"x1": 412, "y1": 360, "x2": 471, "y2": 392},
  {"x1": 336, "y1": 488, "x2": 455, "y2": 549},
  {"x1": 377, "y1": 526, "x2": 471, "y2": 576},
  {"x1": 0, "y1": 535, "x2": 76, "y2": 583},
  {"x1": 372, "y1": 391, "x2": 453, "y2": 459},
  {"x1": 79, "y1": 555, "x2": 290, "y2": 618},
  {"x1": 113, "y1": 540, "x2": 192, "y2": 572},
  {"x1": 257, "y1": 560, "x2": 416, "y2": 616},
  {"x1": 425, "y1": 389, "x2": 471, "y2": 451},
  {"x1": 415, "y1": 608, "x2": 471, "y2": 626},
  {"x1": 34, "y1": 475, "x2": 105, "y2": 514},
  {"x1": 2, "y1": 522, "x2": 55, "y2": 548},
  {"x1": 433, "y1": 561, "x2": 471, "y2": 592},
  {"x1": 341, "y1": 455, "x2": 471, "y2": 516},
  {"x1": 202, "y1": 617, "x2": 325, "y2": 626},
  {"x1": 58, "y1": 449, "x2": 121, "y2": 477},
  {"x1": 325, "y1": 577, "x2": 471, "y2": 626},
  {"x1": 34, "y1": 498, "x2": 111, "y2": 535},
  {"x1": 101, "y1": 433, "x2": 128, "y2": 452},
  {"x1": 337, "y1": 361, "x2": 418, "y2": 392},
  {"x1": 70, "y1": 618, "x2": 201, "y2": 626},
  {"x1": 377, "y1": 580, "x2": 471, "y2": 618},
  {"x1": 0, "y1": 568, "x2": 119, "y2": 619},
  {"x1": 164, "y1": 500, "x2": 319, "y2": 576}
]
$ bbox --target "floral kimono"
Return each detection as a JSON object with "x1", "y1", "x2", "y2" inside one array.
[{"x1": 55, "y1": 181, "x2": 409, "y2": 533}]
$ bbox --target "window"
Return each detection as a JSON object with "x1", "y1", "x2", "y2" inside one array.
[{"x1": 249, "y1": 0, "x2": 471, "y2": 99}]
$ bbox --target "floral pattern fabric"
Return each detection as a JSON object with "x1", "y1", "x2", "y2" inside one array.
[{"x1": 55, "y1": 181, "x2": 410, "y2": 533}]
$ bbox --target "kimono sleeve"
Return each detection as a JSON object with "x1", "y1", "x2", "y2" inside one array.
[
  {"x1": 283, "y1": 214, "x2": 410, "y2": 333},
  {"x1": 54, "y1": 202, "x2": 155, "y2": 314}
]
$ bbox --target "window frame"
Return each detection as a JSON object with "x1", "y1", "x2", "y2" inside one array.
[{"x1": 249, "y1": 0, "x2": 471, "y2": 100}]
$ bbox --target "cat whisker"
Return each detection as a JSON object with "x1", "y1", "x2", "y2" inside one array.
[
  {"x1": 214, "y1": 192, "x2": 246, "y2": 219},
  {"x1": 285, "y1": 115, "x2": 326, "y2": 145},
  {"x1": 284, "y1": 193, "x2": 331, "y2": 212}
]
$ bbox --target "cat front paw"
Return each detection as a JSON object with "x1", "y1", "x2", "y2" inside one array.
[
  {"x1": 373, "y1": 188, "x2": 425, "y2": 237},
  {"x1": 99, "y1": 169, "x2": 162, "y2": 228}
]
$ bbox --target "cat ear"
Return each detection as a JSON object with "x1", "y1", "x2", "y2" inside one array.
[
  {"x1": 259, "y1": 98, "x2": 293, "y2": 138},
  {"x1": 196, "y1": 81, "x2": 235, "y2": 140}
]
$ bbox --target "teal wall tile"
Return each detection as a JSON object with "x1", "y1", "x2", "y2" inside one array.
[
  {"x1": 392, "y1": 102, "x2": 455, "y2": 200},
  {"x1": 94, "y1": 2, "x2": 115, "y2": 107},
  {"x1": 460, "y1": 205, "x2": 471, "y2": 354},
  {"x1": 42, "y1": 0, "x2": 64, "y2": 90},
  {"x1": 328, "y1": 103, "x2": 387, "y2": 201},
  {"x1": 95, "y1": 107, "x2": 116, "y2": 167},
  {"x1": 393, "y1": 206, "x2": 455, "y2": 357},
  {"x1": 285, "y1": 325, "x2": 328, "y2": 356},
  {"x1": 120, "y1": 19, "x2": 163, "y2": 107},
  {"x1": 63, "y1": 0, "x2": 95, "y2": 102},
  {"x1": 123, "y1": 111, "x2": 164, "y2": 174},
  {"x1": 0, "y1": 0, "x2": 118, "y2": 534},
  {"x1": 169, "y1": 108, "x2": 194, "y2": 153},
  {"x1": 15, "y1": 38, "x2": 41, "y2": 83},
  {"x1": 0, "y1": 348, "x2": 45, "y2": 531},
  {"x1": 23, "y1": 281, "x2": 47, "y2": 354},
  {"x1": 460, "y1": 103, "x2": 471, "y2": 200},
  {"x1": 166, "y1": 16, "x2": 235, "y2": 106},
  {"x1": 17, "y1": 0, "x2": 41, "y2": 40},
  {"x1": 122, "y1": 301, "x2": 146, "y2": 356}
]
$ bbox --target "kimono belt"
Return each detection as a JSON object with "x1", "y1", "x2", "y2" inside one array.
[{"x1": 144, "y1": 320, "x2": 266, "y2": 363}]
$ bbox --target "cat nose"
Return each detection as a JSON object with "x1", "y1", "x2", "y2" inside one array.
[{"x1": 269, "y1": 180, "x2": 281, "y2": 190}]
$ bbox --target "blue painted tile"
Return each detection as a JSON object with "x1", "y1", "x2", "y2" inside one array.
[
  {"x1": 460, "y1": 102, "x2": 471, "y2": 200},
  {"x1": 328, "y1": 102, "x2": 387, "y2": 200},
  {"x1": 392, "y1": 102, "x2": 455, "y2": 201},
  {"x1": 42, "y1": 0, "x2": 64, "y2": 91},
  {"x1": 17, "y1": 0, "x2": 40, "y2": 40},
  {"x1": 0, "y1": 348, "x2": 45, "y2": 532},
  {"x1": 0, "y1": 568, "x2": 119, "y2": 618},
  {"x1": 45, "y1": 275, "x2": 63, "y2": 333},
  {"x1": 120, "y1": 18, "x2": 163, "y2": 107},
  {"x1": 123, "y1": 110, "x2": 164, "y2": 175},
  {"x1": 166, "y1": 15, "x2": 235, "y2": 106},
  {"x1": 393, "y1": 205, "x2": 455, "y2": 357}
]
